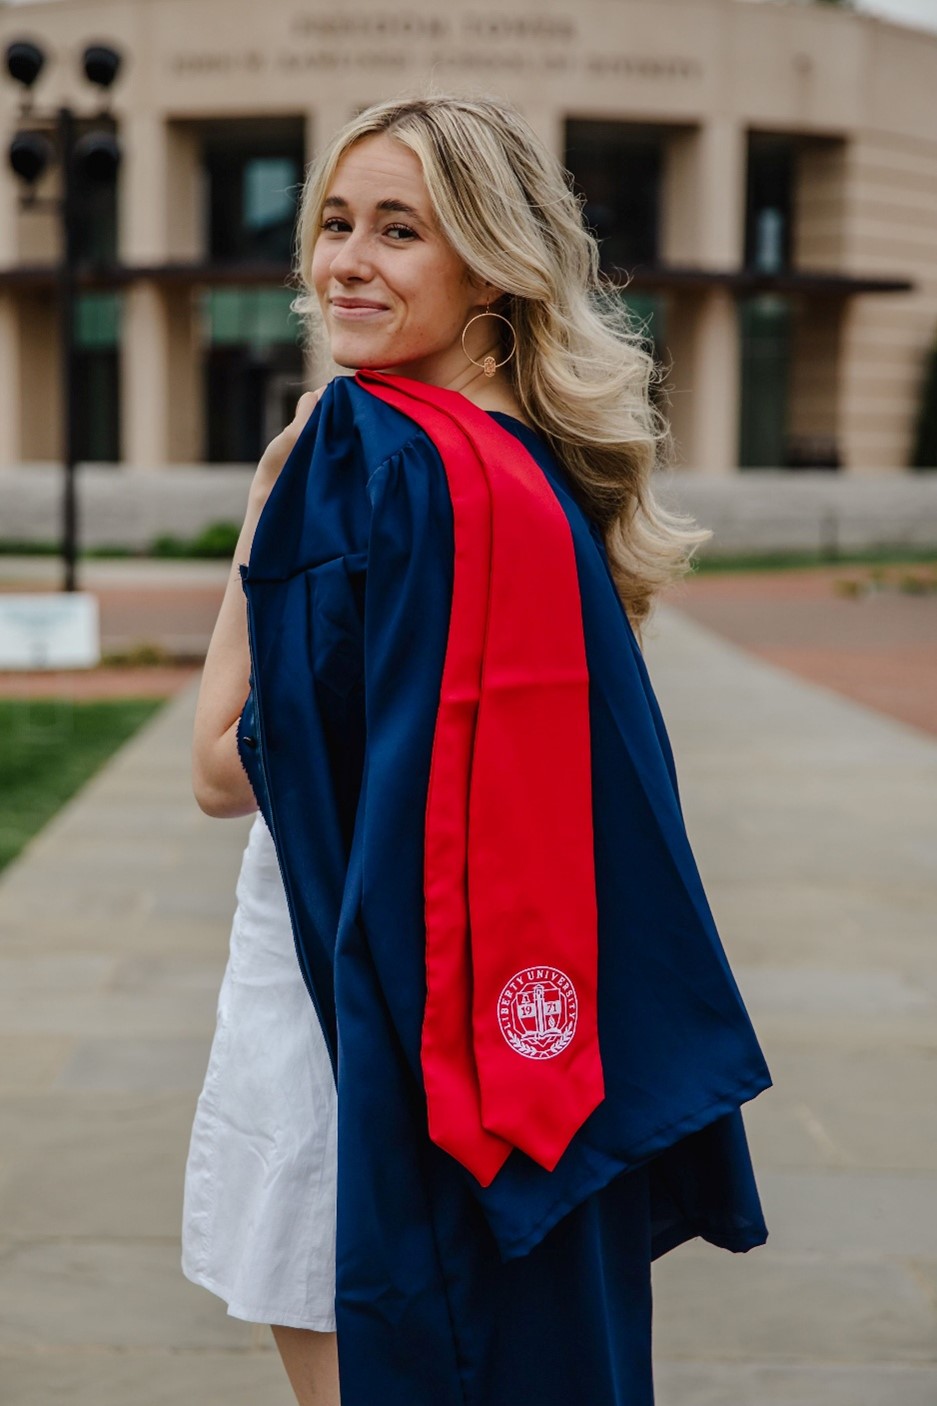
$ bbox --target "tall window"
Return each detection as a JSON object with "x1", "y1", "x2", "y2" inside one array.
[
  {"x1": 620, "y1": 292, "x2": 665, "y2": 355},
  {"x1": 744, "y1": 134, "x2": 795, "y2": 273},
  {"x1": 739, "y1": 135, "x2": 798, "y2": 466},
  {"x1": 195, "y1": 120, "x2": 306, "y2": 460},
  {"x1": 201, "y1": 118, "x2": 305, "y2": 264},
  {"x1": 200, "y1": 286, "x2": 304, "y2": 462},
  {"x1": 738, "y1": 295, "x2": 792, "y2": 469},
  {"x1": 565, "y1": 121, "x2": 663, "y2": 274},
  {"x1": 74, "y1": 292, "x2": 120, "y2": 462}
]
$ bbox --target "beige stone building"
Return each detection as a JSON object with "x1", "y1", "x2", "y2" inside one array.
[{"x1": 0, "y1": 0, "x2": 934, "y2": 476}]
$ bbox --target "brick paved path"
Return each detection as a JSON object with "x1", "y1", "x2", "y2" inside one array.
[
  {"x1": 1, "y1": 558, "x2": 935, "y2": 734},
  {"x1": 670, "y1": 563, "x2": 937, "y2": 737},
  {"x1": 0, "y1": 558, "x2": 226, "y2": 700}
]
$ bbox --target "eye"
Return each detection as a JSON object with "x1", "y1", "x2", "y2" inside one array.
[
  {"x1": 320, "y1": 217, "x2": 350, "y2": 233},
  {"x1": 385, "y1": 223, "x2": 418, "y2": 241}
]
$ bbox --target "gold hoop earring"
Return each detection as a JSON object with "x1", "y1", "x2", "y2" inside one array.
[{"x1": 461, "y1": 301, "x2": 517, "y2": 378}]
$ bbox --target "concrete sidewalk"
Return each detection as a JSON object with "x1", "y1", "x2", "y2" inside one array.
[
  {"x1": 1, "y1": 604, "x2": 935, "y2": 1404},
  {"x1": 644, "y1": 609, "x2": 937, "y2": 1406},
  {"x1": 0, "y1": 682, "x2": 289, "y2": 1404}
]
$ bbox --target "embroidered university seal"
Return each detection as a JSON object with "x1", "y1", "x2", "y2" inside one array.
[{"x1": 497, "y1": 967, "x2": 578, "y2": 1060}]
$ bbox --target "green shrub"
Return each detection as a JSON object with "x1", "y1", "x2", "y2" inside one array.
[{"x1": 150, "y1": 521, "x2": 241, "y2": 558}]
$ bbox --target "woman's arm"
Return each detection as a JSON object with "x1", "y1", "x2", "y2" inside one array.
[{"x1": 191, "y1": 387, "x2": 325, "y2": 818}]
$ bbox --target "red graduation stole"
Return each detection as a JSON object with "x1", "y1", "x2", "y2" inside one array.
[{"x1": 356, "y1": 371, "x2": 604, "y2": 1186}]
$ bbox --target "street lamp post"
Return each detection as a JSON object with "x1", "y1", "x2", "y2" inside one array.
[
  {"x1": 4, "y1": 39, "x2": 122, "y2": 593},
  {"x1": 58, "y1": 103, "x2": 79, "y2": 594}
]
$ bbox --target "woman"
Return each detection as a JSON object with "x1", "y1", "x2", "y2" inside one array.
[{"x1": 186, "y1": 93, "x2": 771, "y2": 1406}]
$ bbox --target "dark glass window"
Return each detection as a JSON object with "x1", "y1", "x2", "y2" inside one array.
[
  {"x1": 565, "y1": 121, "x2": 662, "y2": 274},
  {"x1": 738, "y1": 295, "x2": 792, "y2": 469},
  {"x1": 200, "y1": 286, "x2": 304, "y2": 462},
  {"x1": 622, "y1": 290, "x2": 667, "y2": 413},
  {"x1": 745, "y1": 134, "x2": 795, "y2": 273},
  {"x1": 620, "y1": 291, "x2": 664, "y2": 355},
  {"x1": 202, "y1": 119, "x2": 305, "y2": 264},
  {"x1": 74, "y1": 292, "x2": 120, "y2": 462}
]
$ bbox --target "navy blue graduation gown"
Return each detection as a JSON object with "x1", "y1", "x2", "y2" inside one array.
[{"x1": 237, "y1": 373, "x2": 771, "y2": 1405}]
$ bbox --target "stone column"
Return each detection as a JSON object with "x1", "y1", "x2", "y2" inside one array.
[
  {"x1": 793, "y1": 140, "x2": 846, "y2": 272},
  {"x1": 665, "y1": 290, "x2": 740, "y2": 477},
  {"x1": 0, "y1": 295, "x2": 21, "y2": 466},
  {"x1": 660, "y1": 128, "x2": 699, "y2": 268},
  {"x1": 118, "y1": 112, "x2": 201, "y2": 467},
  {"x1": 119, "y1": 110, "x2": 200, "y2": 265},
  {"x1": 693, "y1": 117, "x2": 747, "y2": 270},
  {"x1": 120, "y1": 282, "x2": 172, "y2": 468},
  {"x1": 165, "y1": 286, "x2": 204, "y2": 464},
  {"x1": 662, "y1": 118, "x2": 746, "y2": 269},
  {"x1": 661, "y1": 119, "x2": 746, "y2": 473}
]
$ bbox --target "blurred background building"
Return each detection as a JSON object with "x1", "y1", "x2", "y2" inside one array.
[{"x1": 0, "y1": 0, "x2": 934, "y2": 478}]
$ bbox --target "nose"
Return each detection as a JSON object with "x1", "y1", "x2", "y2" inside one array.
[{"x1": 327, "y1": 227, "x2": 373, "y2": 284}]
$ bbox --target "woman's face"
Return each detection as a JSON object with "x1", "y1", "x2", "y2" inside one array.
[{"x1": 311, "y1": 133, "x2": 494, "y2": 386}]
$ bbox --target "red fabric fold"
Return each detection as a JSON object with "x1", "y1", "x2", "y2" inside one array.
[{"x1": 356, "y1": 371, "x2": 604, "y2": 1185}]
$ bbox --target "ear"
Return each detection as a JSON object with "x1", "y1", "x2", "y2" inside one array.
[{"x1": 467, "y1": 274, "x2": 505, "y2": 307}]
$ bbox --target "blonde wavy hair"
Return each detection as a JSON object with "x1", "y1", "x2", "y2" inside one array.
[{"x1": 292, "y1": 92, "x2": 710, "y2": 633}]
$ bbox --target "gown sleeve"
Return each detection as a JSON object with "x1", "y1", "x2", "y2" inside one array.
[{"x1": 237, "y1": 378, "x2": 373, "y2": 1069}]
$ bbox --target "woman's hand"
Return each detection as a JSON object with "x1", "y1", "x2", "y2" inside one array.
[
  {"x1": 252, "y1": 385, "x2": 327, "y2": 503},
  {"x1": 192, "y1": 383, "x2": 328, "y2": 819}
]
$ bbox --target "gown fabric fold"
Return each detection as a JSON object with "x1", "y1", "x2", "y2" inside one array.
[{"x1": 237, "y1": 373, "x2": 771, "y2": 1406}]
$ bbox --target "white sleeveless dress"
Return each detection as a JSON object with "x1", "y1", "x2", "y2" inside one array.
[{"x1": 181, "y1": 812, "x2": 339, "y2": 1331}]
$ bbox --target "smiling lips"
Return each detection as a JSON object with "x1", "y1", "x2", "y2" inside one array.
[{"x1": 330, "y1": 297, "x2": 390, "y2": 319}]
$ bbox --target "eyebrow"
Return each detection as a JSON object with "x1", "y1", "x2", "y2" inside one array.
[{"x1": 322, "y1": 195, "x2": 426, "y2": 222}]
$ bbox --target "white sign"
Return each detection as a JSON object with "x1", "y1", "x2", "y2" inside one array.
[{"x1": 0, "y1": 594, "x2": 101, "y2": 670}]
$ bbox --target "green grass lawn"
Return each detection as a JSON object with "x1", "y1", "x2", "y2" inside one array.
[{"x1": 0, "y1": 698, "x2": 165, "y2": 873}]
